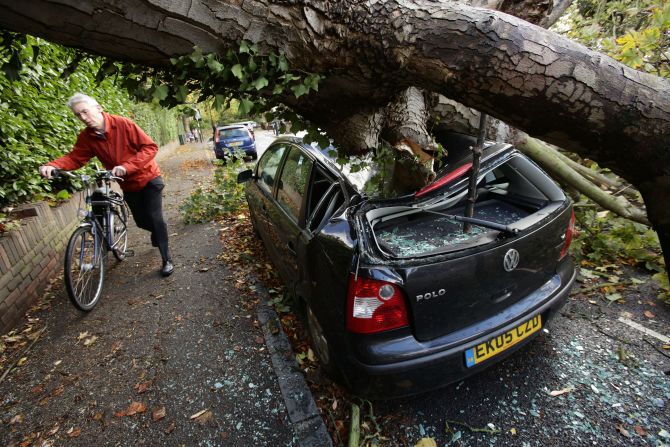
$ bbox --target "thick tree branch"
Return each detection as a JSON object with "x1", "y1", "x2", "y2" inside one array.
[
  {"x1": 516, "y1": 135, "x2": 650, "y2": 225},
  {"x1": 0, "y1": 0, "x2": 668, "y2": 189}
]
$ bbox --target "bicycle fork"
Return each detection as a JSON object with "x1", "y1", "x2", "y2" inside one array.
[{"x1": 78, "y1": 223, "x2": 104, "y2": 273}]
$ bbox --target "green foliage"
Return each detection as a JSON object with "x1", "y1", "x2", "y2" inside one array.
[
  {"x1": 572, "y1": 203, "x2": 668, "y2": 300},
  {"x1": 267, "y1": 291, "x2": 295, "y2": 313},
  {"x1": 0, "y1": 31, "x2": 179, "y2": 207},
  {"x1": 125, "y1": 42, "x2": 323, "y2": 111},
  {"x1": 557, "y1": 0, "x2": 669, "y2": 298},
  {"x1": 652, "y1": 271, "x2": 670, "y2": 302},
  {"x1": 0, "y1": 211, "x2": 21, "y2": 234},
  {"x1": 573, "y1": 205, "x2": 662, "y2": 267},
  {"x1": 561, "y1": 0, "x2": 669, "y2": 77},
  {"x1": 179, "y1": 158, "x2": 247, "y2": 224},
  {"x1": 117, "y1": 42, "x2": 328, "y2": 147}
]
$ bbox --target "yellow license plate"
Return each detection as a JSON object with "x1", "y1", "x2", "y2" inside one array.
[
  {"x1": 230, "y1": 141, "x2": 242, "y2": 147},
  {"x1": 465, "y1": 315, "x2": 542, "y2": 367}
]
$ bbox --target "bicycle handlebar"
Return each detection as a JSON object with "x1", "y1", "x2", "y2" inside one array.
[{"x1": 52, "y1": 168, "x2": 124, "y2": 182}]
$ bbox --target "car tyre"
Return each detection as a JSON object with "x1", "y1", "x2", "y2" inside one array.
[{"x1": 306, "y1": 304, "x2": 343, "y2": 382}]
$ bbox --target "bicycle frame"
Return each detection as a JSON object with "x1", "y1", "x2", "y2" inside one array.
[
  {"x1": 88, "y1": 179, "x2": 124, "y2": 249},
  {"x1": 71, "y1": 170, "x2": 126, "y2": 267},
  {"x1": 56, "y1": 167, "x2": 128, "y2": 310}
]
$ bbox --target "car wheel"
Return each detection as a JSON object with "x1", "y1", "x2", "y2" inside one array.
[{"x1": 306, "y1": 304, "x2": 342, "y2": 381}]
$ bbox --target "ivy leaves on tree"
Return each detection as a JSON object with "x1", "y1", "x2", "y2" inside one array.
[
  {"x1": 113, "y1": 41, "x2": 329, "y2": 147},
  {"x1": 0, "y1": 31, "x2": 27, "y2": 82},
  {"x1": 0, "y1": 33, "x2": 179, "y2": 207},
  {"x1": 565, "y1": 1, "x2": 669, "y2": 77}
]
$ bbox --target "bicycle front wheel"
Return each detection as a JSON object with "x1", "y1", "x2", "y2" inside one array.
[
  {"x1": 64, "y1": 225, "x2": 105, "y2": 311},
  {"x1": 111, "y1": 202, "x2": 129, "y2": 261}
]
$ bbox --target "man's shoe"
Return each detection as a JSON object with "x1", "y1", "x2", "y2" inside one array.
[{"x1": 161, "y1": 260, "x2": 174, "y2": 277}]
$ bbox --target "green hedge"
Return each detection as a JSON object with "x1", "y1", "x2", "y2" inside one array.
[{"x1": 0, "y1": 33, "x2": 178, "y2": 207}]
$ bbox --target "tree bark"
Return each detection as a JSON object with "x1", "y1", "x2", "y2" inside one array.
[
  {"x1": 0, "y1": 0, "x2": 668, "y2": 188},
  {"x1": 1, "y1": 0, "x2": 669, "y2": 270}
]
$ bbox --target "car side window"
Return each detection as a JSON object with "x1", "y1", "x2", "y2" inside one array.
[
  {"x1": 306, "y1": 167, "x2": 345, "y2": 232},
  {"x1": 276, "y1": 146, "x2": 313, "y2": 221},
  {"x1": 257, "y1": 144, "x2": 287, "y2": 194}
]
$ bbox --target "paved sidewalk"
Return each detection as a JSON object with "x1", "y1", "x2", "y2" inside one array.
[{"x1": 0, "y1": 141, "x2": 328, "y2": 446}]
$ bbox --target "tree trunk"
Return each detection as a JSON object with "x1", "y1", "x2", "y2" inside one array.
[
  {"x1": 1, "y1": 0, "x2": 669, "y2": 270},
  {"x1": 0, "y1": 1, "x2": 668, "y2": 189},
  {"x1": 639, "y1": 178, "x2": 670, "y2": 271}
]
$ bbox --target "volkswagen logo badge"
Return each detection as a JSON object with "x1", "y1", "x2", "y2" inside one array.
[{"x1": 503, "y1": 249, "x2": 520, "y2": 271}]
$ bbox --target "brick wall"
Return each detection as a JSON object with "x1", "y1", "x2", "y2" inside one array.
[{"x1": 0, "y1": 194, "x2": 83, "y2": 334}]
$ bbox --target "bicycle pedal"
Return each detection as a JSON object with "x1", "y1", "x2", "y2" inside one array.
[{"x1": 124, "y1": 249, "x2": 135, "y2": 257}]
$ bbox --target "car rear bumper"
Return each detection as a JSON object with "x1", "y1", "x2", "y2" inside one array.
[{"x1": 343, "y1": 261, "x2": 576, "y2": 398}]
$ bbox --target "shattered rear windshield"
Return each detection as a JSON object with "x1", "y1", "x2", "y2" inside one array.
[{"x1": 375, "y1": 201, "x2": 528, "y2": 257}]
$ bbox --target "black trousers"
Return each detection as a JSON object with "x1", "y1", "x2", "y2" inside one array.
[{"x1": 123, "y1": 176, "x2": 171, "y2": 262}]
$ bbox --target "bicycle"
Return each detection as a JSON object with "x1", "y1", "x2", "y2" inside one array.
[{"x1": 54, "y1": 168, "x2": 131, "y2": 310}]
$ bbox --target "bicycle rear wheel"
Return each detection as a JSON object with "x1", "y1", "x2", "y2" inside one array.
[
  {"x1": 64, "y1": 225, "x2": 104, "y2": 311},
  {"x1": 110, "y1": 201, "x2": 129, "y2": 261}
]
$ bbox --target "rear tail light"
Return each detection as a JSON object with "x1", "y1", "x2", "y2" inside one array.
[
  {"x1": 346, "y1": 275, "x2": 409, "y2": 334},
  {"x1": 559, "y1": 210, "x2": 575, "y2": 260},
  {"x1": 246, "y1": 128, "x2": 254, "y2": 140},
  {"x1": 214, "y1": 128, "x2": 219, "y2": 144}
]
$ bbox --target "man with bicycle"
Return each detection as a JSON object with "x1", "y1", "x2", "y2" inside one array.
[{"x1": 39, "y1": 93, "x2": 174, "y2": 277}]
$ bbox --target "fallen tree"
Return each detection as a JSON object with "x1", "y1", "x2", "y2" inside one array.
[{"x1": 0, "y1": 0, "x2": 668, "y2": 269}]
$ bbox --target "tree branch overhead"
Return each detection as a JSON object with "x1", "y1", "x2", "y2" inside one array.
[{"x1": 0, "y1": 1, "x2": 668, "y2": 218}]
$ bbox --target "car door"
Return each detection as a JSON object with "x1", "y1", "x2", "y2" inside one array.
[
  {"x1": 266, "y1": 144, "x2": 314, "y2": 287},
  {"x1": 247, "y1": 143, "x2": 288, "y2": 262}
]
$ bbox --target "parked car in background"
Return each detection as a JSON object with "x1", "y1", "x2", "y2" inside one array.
[
  {"x1": 231, "y1": 121, "x2": 258, "y2": 138},
  {"x1": 213, "y1": 124, "x2": 257, "y2": 160},
  {"x1": 237, "y1": 133, "x2": 576, "y2": 398}
]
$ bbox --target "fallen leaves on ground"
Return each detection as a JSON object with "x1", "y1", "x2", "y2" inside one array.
[
  {"x1": 9, "y1": 414, "x2": 24, "y2": 424},
  {"x1": 615, "y1": 423, "x2": 630, "y2": 438},
  {"x1": 83, "y1": 335, "x2": 98, "y2": 346},
  {"x1": 190, "y1": 409, "x2": 208, "y2": 419},
  {"x1": 190, "y1": 409, "x2": 214, "y2": 425},
  {"x1": 66, "y1": 426, "x2": 81, "y2": 438},
  {"x1": 50, "y1": 384, "x2": 64, "y2": 397},
  {"x1": 634, "y1": 425, "x2": 647, "y2": 436},
  {"x1": 180, "y1": 159, "x2": 211, "y2": 170},
  {"x1": 165, "y1": 421, "x2": 176, "y2": 434},
  {"x1": 115, "y1": 401, "x2": 146, "y2": 417},
  {"x1": 134, "y1": 380, "x2": 152, "y2": 394},
  {"x1": 77, "y1": 331, "x2": 90, "y2": 340},
  {"x1": 30, "y1": 385, "x2": 43, "y2": 394},
  {"x1": 549, "y1": 385, "x2": 575, "y2": 397},
  {"x1": 152, "y1": 405, "x2": 167, "y2": 422},
  {"x1": 643, "y1": 310, "x2": 656, "y2": 319}
]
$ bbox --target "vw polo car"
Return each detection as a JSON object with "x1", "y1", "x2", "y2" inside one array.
[
  {"x1": 214, "y1": 124, "x2": 257, "y2": 160},
  {"x1": 237, "y1": 133, "x2": 576, "y2": 398}
]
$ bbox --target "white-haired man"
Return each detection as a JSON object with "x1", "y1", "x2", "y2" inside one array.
[{"x1": 39, "y1": 93, "x2": 174, "y2": 276}]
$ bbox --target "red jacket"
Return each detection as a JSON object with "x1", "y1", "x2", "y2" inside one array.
[{"x1": 48, "y1": 113, "x2": 160, "y2": 192}]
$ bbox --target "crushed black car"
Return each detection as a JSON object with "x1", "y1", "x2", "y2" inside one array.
[{"x1": 237, "y1": 133, "x2": 576, "y2": 398}]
